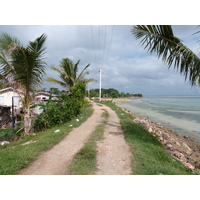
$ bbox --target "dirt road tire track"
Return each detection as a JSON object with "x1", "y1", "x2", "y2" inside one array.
[
  {"x1": 20, "y1": 102, "x2": 132, "y2": 175},
  {"x1": 20, "y1": 102, "x2": 104, "y2": 175},
  {"x1": 95, "y1": 105, "x2": 132, "y2": 175}
]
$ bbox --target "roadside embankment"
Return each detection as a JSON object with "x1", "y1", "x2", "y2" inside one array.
[
  {"x1": 118, "y1": 106, "x2": 200, "y2": 172},
  {"x1": 102, "y1": 101, "x2": 193, "y2": 174}
]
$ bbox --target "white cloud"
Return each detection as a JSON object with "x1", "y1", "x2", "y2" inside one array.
[{"x1": 0, "y1": 25, "x2": 199, "y2": 95}]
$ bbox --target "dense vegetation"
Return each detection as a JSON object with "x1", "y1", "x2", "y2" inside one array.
[
  {"x1": 34, "y1": 81, "x2": 87, "y2": 132},
  {"x1": 89, "y1": 88, "x2": 142, "y2": 98},
  {"x1": 0, "y1": 105, "x2": 93, "y2": 175},
  {"x1": 0, "y1": 33, "x2": 47, "y2": 136}
]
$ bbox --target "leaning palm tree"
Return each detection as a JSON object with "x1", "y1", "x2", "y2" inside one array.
[
  {"x1": 0, "y1": 33, "x2": 47, "y2": 136},
  {"x1": 131, "y1": 25, "x2": 200, "y2": 86},
  {"x1": 45, "y1": 58, "x2": 95, "y2": 90}
]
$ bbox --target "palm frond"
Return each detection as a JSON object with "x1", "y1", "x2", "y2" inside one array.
[
  {"x1": 50, "y1": 66, "x2": 63, "y2": 74},
  {"x1": 132, "y1": 25, "x2": 200, "y2": 85},
  {"x1": 45, "y1": 77, "x2": 68, "y2": 89},
  {"x1": 77, "y1": 64, "x2": 90, "y2": 81},
  {"x1": 45, "y1": 58, "x2": 92, "y2": 90},
  {"x1": 74, "y1": 60, "x2": 80, "y2": 79},
  {"x1": 0, "y1": 33, "x2": 21, "y2": 52},
  {"x1": 84, "y1": 78, "x2": 96, "y2": 83},
  {"x1": 28, "y1": 33, "x2": 47, "y2": 56}
]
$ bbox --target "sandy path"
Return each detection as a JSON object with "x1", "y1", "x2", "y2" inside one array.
[
  {"x1": 95, "y1": 105, "x2": 132, "y2": 175},
  {"x1": 20, "y1": 102, "x2": 104, "y2": 175}
]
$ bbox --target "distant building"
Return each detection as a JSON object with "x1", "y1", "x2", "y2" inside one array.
[
  {"x1": 0, "y1": 89, "x2": 59, "y2": 116},
  {"x1": 33, "y1": 92, "x2": 58, "y2": 115},
  {"x1": 35, "y1": 92, "x2": 58, "y2": 103}
]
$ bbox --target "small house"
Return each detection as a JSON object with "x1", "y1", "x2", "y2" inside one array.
[
  {"x1": 33, "y1": 92, "x2": 58, "y2": 115},
  {"x1": 35, "y1": 92, "x2": 58, "y2": 103},
  {"x1": 0, "y1": 87, "x2": 21, "y2": 108}
]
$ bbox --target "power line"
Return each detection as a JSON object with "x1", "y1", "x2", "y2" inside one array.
[
  {"x1": 90, "y1": 25, "x2": 115, "y2": 100},
  {"x1": 90, "y1": 26, "x2": 97, "y2": 67},
  {"x1": 102, "y1": 25, "x2": 107, "y2": 67},
  {"x1": 104, "y1": 25, "x2": 115, "y2": 66},
  {"x1": 98, "y1": 25, "x2": 101, "y2": 68}
]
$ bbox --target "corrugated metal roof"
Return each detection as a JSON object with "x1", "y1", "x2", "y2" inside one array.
[{"x1": 0, "y1": 87, "x2": 13, "y2": 93}]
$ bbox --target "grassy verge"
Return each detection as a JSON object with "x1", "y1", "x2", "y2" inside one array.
[
  {"x1": 0, "y1": 105, "x2": 93, "y2": 175},
  {"x1": 67, "y1": 109, "x2": 109, "y2": 175},
  {"x1": 101, "y1": 101, "x2": 193, "y2": 175}
]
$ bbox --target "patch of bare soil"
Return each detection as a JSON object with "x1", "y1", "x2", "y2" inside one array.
[
  {"x1": 95, "y1": 105, "x2": 132, "y2": 175},
  {"x1": 20, "y1": 102, "x2": 104, "y2": 175}
]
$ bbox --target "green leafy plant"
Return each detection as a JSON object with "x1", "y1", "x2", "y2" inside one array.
[{"x1": 33, "y1": 81, "x2": 87, "y2": 132}]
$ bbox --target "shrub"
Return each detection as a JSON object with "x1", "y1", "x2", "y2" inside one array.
[
  {"x1": 0, "y1": 123, "x2": 24, "y2": 141},
  {"x1": 33, "y1": 81, "x2": 86, "y2": 132}
]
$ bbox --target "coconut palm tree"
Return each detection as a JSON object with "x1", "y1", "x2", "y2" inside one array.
[
  {"x1": 131, "y1": 25, "x2": 200, "y2": 86},
  {"x1": 0, "y1": 33, "x2": 47, "y2": 136},
  {"x1": 45, "y1": 58, "x2": 95, "y2": 90}
]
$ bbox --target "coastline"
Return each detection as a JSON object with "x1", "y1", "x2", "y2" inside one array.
[
  {"x1": 112, "y1": 97, "x2": 135, "y2": 104},
  {"x1": 113, "y1": 98, "x2": 200, "y2": 172}
]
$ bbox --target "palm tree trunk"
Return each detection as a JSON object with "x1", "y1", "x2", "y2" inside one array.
[
  {"x1": 24, "y1": 111, "x2": 32, "y2": 136},
  {"x1": 24, "y1": 96, "x2": 32, "y2": 136}
]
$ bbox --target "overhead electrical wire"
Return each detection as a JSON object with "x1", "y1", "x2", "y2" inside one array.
[
  {"x1": 90, "y1": 25, "x2": 115, "y2": 98},
  {"x1": 90, "y1": 26, "x2": 97, "y2": 67},
  {"x1": 104, "y1": 25, "x2": 115, "y2": 67},
  {"x1": 90, "y1": 25, "x2": 115, "y2": 69}
]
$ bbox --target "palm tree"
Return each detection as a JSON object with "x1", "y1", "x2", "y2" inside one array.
[
  {"x1": 0, "y1": 33, "x2": 47, "y2": 136},
  {"x1": 131, "y1": 25, "x2": 200, "y2": 86},
  {"x1": 45, "y1": 58, "x2": 95, "y2": 90}
]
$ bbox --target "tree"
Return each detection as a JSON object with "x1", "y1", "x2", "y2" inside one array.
[
  {"x1": 0, "y1": 75, "x2": 7, "y2": 89},
  {"x1": 34, "y1": 81, "x2": 87, "y2": 132},
  {"x1": 49, "y1": 87, "x2": 60, "y2": 94},
  {"x1": 0, "y1": 33, "x2": 47, "y2": 136},
  {"x1": 89, "y1": 90, "x2": 98, "y2": 98},
  {"x1": 45, "y1": 58, "x2": 95, "y2": 90},
  {"x1": 131, "y1": 25, "x2": 200, "y2": 86}
]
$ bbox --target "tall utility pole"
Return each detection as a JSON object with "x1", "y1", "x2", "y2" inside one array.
[
  {"x1": 99, "y1": 68, "x2": 102, "y2": 101},
  {"x1": 87, "y1": 82, "x2": 90, "y2": 98}
]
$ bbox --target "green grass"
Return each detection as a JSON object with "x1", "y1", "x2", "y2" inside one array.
[
  {"x1": 101, "y1": 101, "x2": 193, "y2": 175},
  {"x1": 0, "y1": 105, "x2": 93, "y2": 175},
  {"x1": 67, "y1": 109, "x2": 109, "y2": 175}
]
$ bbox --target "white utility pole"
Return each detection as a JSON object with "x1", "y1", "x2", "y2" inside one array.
[
  {"x1": 87, "y1": 82, "x2": 90, "y2": 98},
  {"x1": 99, "y1": 68, "x2": 102, "y2": 101}
]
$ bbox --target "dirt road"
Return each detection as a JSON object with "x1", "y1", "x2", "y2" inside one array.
[
  {"x1": 20, "y1": 102, "x2": 132, "y2": 175},
  {"x1": 95, "y1": 105, "x2": 132, "y2": 175}
]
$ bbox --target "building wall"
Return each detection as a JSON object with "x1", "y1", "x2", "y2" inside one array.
[
  {"x1": 0, "y1": 91, "x2": 20, "y2": 108},
  {"x1": 35, "y1": 94, "x2": 50, "y2": 101}
]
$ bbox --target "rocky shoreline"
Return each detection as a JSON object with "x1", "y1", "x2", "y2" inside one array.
[{"x1": 119, "y1": 107, "x2": 200, "y2": 174}]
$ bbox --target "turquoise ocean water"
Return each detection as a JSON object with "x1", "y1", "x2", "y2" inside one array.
[{"x1": 118, "y1": 96, "x2": 200, "y2": 144}]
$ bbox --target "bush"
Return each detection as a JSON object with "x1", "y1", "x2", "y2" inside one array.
[
  {"x1": 34, "y1": 81, "x2": 86, "y2": 132},
  {"x1": 0, "y1": 128, "x2": 12, "y2": 141},
  {"x1": 0, "y1": 123, "x2": 24, "y2": 141}
]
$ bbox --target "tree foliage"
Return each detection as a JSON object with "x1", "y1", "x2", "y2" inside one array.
[
  {"x1": 34, "y1": 81, "x2": 87, "y2": 132},
  {"x1": 45, "y1": 58, "x2": 95, "y2": 90},
  {"x1": 89, "y1": 88, "x2": 142, "y2": 98},
  {"x1": 0, "y1": 33, "x2": 47, "y2": 135},
  {"x1": 131, "y1": 25, "x2": 200, "y2": 85}
]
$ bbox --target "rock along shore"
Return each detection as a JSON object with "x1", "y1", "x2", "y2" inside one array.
[{"x1": 116, "y1": 103, "x2": 200, "y2": 173}]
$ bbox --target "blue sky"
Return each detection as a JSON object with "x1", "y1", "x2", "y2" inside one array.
[{"x1": 0, "y1": 25, "x2": 200, "y2": 96}]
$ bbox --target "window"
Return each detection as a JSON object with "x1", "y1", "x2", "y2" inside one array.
[{"x1": 0, "y1": 97, "x2": 4, "y2": 105}]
